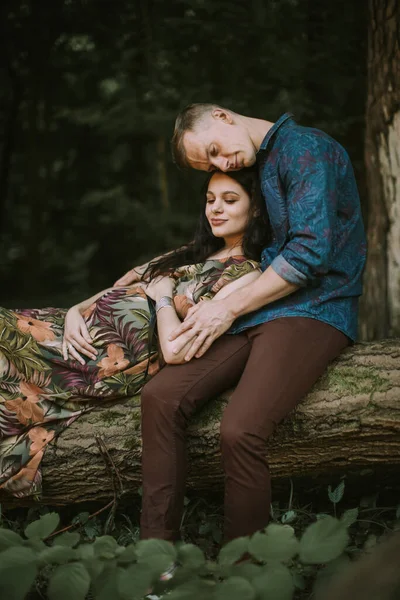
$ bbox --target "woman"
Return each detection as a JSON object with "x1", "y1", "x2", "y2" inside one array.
[{"x1": 0, "y1": 168, "x2": 270, "y2": 498}]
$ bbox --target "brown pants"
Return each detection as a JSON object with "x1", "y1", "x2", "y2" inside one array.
[{"x1": 140, "y1": 317, "x2": 349, "y2": 542}]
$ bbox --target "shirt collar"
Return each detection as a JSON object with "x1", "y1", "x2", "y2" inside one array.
[{"x1": 259, "y1": 112, "x2": 294, "y2": 152}]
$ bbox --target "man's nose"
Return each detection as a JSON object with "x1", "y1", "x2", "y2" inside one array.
[{"x1": 214, "y1": 156, "x2": 231, "y2": 172}]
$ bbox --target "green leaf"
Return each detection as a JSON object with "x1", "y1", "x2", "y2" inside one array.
[
  {"x1": 72, "y1": 511, "x2": 90, "y2": 525},
  {"x1": 248, "y1": 524, "x2": 299, "y2": 563},
  {"x1": 281, "y1": 510, "x2": 297, "y2": 524},
  {"x1": 340, "y1": 507, "x2": 359, "y2": 528},
  {"x1": 0, "y1": 546, "x2": 38, "y2": 600},
  {"x1": 48, "y1": 562, "x2": 91, "y2": 600},
  {"x1": 252, "y1": 564, "x2": 294, "y2": 600},
  {"x1": 117, "y1": 563, "x2": 153, "y2": 600},
  {"x1": 214, "y1": 576, "x2": 256, "y2": 600},
  {"x1": 218, "y1": 536, "x2": 249, "y2": 566},
  {"x1": 292, "y1": 571, "x2": 306, "y2": 590},
  {"x1": 53, "y1": 531, "x2": 81, "y2": 547},
  {"x1": 135, "y1": 538, "x2": 177, "y2": 562},
  {"x1": 76, "y1": 542, "x2": 95, "y2": 560},
  {"x1": 328, "y1": 481, "x2": 345, "y2": 504},
  {"x1": 177, "y1": 543, "x2": 205, "y2": 569},
  {"x1": 233, "y1": 564, "x2": 264, "y2": 580},
  {"x1": 39, "y1": 545, "x2": 76, "y2": 564},
  {"x1": 167, "y1": 579, "x2": 214, "y2": 600},
  {"x1": 116, "y1": 543, "x2": 137, "y2": 564},
  {"x1": 299, "y1": 516, "x2": 349, "y2": 564},
  {"x1": 93, "y1": 535, "x2": 119, "y2": 558},
  {"x1": 92, "y1": 564, "x2": 120, "y2": 600},
  {"x1": 24, "y1": 512, "x2": 60, "y2": 540},
  {"x1": 0, "y1": 528, "x2": 24, "y2": 552}
]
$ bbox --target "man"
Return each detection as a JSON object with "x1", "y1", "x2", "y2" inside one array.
[{"x1": 115, "y1": 105, "x2": 366, "y2": 543}]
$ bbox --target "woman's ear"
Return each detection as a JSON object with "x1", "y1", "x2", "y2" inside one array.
[{"x1": 253, "y1": 208, "x2": 261, "y2": 217}]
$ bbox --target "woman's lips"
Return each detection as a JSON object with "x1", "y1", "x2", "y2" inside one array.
[{"x1": 210, "y1": 219, "x2": 227, "y2": 226}]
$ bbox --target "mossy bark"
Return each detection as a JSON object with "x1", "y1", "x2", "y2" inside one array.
[{"x1": 3, "y1": 340, "x2": 400, "y2": 505}]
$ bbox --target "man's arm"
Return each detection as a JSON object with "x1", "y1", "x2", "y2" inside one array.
[
  {"x1": 169, "y1": 132, "x2": 340, "y2": 360},
  {"x1": 169, "y1": 266, "x2": 298, "y2": 361}
]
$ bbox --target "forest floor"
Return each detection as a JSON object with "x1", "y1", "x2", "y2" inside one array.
[{"x1": 1, "y1": 470, "x2": 400, "y2": 599}]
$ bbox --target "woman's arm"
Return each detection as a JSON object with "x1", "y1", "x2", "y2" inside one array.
[
  {"x1": 146, "y1": 277, "x2": 192, "y2": 365},
  {"x1": 150, "y1": 270, "x2": 261, "y2": 364},
  {"x1": 74, "y1": 288, "x2": 114, "y2": 314},
  {"x1": 213, "y1": 270, "x2": 261, "y2": 300},
  {"x1": 114, "y1": 245, "x2": 189, "y2": 287}
]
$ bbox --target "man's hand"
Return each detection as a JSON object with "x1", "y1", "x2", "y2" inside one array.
[
  {"x1": 114, "y1": 267, "x2": 142, "y2": 287},
  {"x1": 168, "y1": 299, "x2": 235, "y2": 361}
]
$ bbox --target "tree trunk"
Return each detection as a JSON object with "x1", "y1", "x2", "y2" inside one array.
[
  {"x1": 1, "y1": 340, "x2": 399, "y2": 507},
  {"x1": 359, "y1": 0, "x2": 400, "y2": 339}
]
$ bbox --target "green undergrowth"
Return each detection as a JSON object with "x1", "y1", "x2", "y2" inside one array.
[{"x1": 1, "y1": 479, "x2": 400, "y2": 600}]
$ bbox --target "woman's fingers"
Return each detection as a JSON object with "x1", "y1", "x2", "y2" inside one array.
[
  {"x1": 67, "y1": 343, "x2": 86, "y2": 365},
  {"x1": 70, "y1": 335, "x2": 97, "y2": 360},
  {"x1": 80, "y1": 322, "x2": 95, "y2": 349},
  {"x1": 62, "y1": 339, "x2": 68, "y2": 361}
]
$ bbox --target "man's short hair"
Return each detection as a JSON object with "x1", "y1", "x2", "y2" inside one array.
[{"x1": 171, "y1": 103, "x2": 223, "y2": 169}]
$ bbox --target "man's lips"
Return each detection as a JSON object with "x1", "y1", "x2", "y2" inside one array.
[{"x1": 210, "y1": 219, "x2": 227, "y2": 226}]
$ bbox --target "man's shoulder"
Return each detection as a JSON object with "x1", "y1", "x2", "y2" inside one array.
[{"x1": 279, "y1": 122, "x2": 345, "y2": 153}]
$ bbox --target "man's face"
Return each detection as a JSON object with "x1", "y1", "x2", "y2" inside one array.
[{"x1": 183, "y1": 114, "x2": 257, "y2": 172}]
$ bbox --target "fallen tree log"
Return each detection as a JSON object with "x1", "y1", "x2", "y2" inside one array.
[{"x1": 2, "y1": 339, "x2": 400, "y2": 506}]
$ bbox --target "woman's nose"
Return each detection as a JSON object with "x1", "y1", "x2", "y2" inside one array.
[{"x1": 211, "y1": 202, "x2": 223, "y2": 213}]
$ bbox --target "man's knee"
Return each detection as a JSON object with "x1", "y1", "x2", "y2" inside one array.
[
  {"x1": 220, "y1": 416, "x2": 275, "y2": 455},
  {"x1": 141, "y1": 371, "x2": 187, "y2": 426}
]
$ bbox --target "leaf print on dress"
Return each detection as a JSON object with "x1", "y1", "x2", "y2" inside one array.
[{"x1": 97, "y1": 344, "x2": 130, "y2": 379}]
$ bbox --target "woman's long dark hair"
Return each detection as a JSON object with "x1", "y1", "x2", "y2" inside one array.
[{"x1": 143, "y1": 167, "x2": 271, "y2": 281}]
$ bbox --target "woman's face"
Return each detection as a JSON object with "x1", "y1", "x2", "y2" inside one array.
[{"x1": 205, "y1": 172, "x2": 252, "y2": 242}]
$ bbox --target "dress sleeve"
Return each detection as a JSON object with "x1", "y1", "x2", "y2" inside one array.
[{"x1": 201, "y1": 259, "x2": 261, "y2": 300}]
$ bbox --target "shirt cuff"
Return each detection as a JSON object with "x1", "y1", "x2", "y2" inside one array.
[{"x1": 270, "y1": 254, "x2": 308, "y2": 286}]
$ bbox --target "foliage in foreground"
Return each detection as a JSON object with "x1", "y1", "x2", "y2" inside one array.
[{"x1": 0, "y1": 507, "x2": 360, "y2": 600}]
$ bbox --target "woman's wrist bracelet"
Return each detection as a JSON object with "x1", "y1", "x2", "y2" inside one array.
[{"x1": 155, "y1": 296, "x2": 173, "y2": 313}]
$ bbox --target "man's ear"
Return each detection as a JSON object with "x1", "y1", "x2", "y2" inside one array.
[{"x1": 211, "y1": 108, "x2": 234, "y2": 124}]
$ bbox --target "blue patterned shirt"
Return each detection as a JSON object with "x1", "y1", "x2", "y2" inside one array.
[{"x1": 230, "y1": 113, "x2": 367, "y2": 341}]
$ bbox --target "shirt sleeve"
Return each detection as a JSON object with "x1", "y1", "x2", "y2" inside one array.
[{"x1": 270, "y1": 133, "x2": 340, "y2": 287}]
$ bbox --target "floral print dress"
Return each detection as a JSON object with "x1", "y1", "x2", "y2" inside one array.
[{"x1": 0, "y1": 256, "x2": 259, "y2": 497}]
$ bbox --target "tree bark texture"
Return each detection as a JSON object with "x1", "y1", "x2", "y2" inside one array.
[
  {"x1": 1, "y1": 340, "x2": 399, "y2": 506},
  {"x1": 360, "y1": 0, "x2": 400, "y2": 339}
]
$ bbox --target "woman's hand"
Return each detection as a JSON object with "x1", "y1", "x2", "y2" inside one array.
[
  {"x1": 62, "y1": 306, "x2": 98, "y2": 365},
  {"x1": 113, "y1": 267, "x2": 142, "y2": 287},
  {"x1": 145, "y1": 276, "x2": 175, "y2": 301}
]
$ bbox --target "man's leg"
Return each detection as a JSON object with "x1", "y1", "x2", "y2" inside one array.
[
  {"x1": 220, "y1": 317, "x2": 349, "y2": 541},
  {"x1": 140, "y1": 333, "x2": 250, "y2": 541}
]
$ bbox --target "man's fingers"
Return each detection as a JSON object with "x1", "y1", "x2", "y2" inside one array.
[
  {"x1": 184, "y1": 332, "x2": 209, "y2": 362},
  {"x1": 169, "y1": 320, "x2": 195, "y2": 342},
  {"x1": 194, "y1": 336, "x2": 214, "y2": 359}
]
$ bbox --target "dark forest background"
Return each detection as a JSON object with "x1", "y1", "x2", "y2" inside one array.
[{"x1": 0, "y1": 0, "x2": 367, "y2": 309}]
